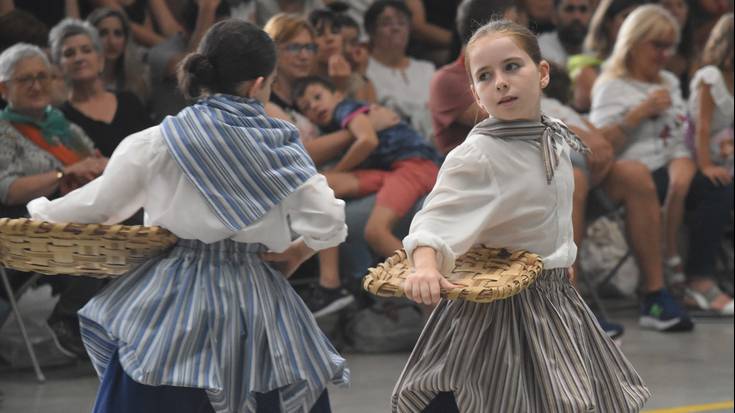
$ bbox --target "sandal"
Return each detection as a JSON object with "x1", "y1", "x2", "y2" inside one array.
[
  {"x1": 664, "y1": 255, "x2": 686, "y2": 285},
  {"x1": 684, "y1": 284, "x2": 735, "y2": 316}
]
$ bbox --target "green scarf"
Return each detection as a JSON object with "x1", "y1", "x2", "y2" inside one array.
[{"x1": 0, "y1": 105, "x2": 77, "y2": 148}]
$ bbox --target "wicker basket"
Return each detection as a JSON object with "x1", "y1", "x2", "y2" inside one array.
[
  {"x1": 363, "y1": 246, "x2": 543, "y2": 303},
  {"x1": 0, "y1": 218, "x2": 178, "y2": 277}
]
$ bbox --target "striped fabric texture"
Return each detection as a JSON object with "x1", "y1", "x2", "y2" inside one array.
[
  {"x1": 472, "y1": 115, "x2": 590, "y2": 184},
  {"x1": 392, "y1": 269, "x2": 650, "y2": 412},
  {"x1": 161, "y1": 94, "x2": 317, "y2": 231},
  {"x1": 79, "y1": 240, "x2": 349, "y2": 413}
]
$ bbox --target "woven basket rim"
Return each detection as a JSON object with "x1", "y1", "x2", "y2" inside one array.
[{"x1": 363, "y1": 245, "x2": 544, "y2": 303}]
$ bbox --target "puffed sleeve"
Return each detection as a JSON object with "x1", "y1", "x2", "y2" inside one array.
[
  {"x1": 402, "y1": 141, "x2": 497, "y2": 275},
  {"x1": 283, "y1": 174, "x2": 347, "y2": 251},
  {"x1": 691, "y1": 66, "x2": 732, "y2": 111},
  {"x1": 589, "y1": 78, "x2": 633, "y2": 128},
  {"x1": 26, "y1": 130, "x2": 153, "y2": 224}
]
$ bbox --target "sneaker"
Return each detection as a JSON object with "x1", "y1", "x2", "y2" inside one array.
[
  {"x1": 597, "y1": 317, "x2": 625, "y2": 343},
  {"x1": 639, "y1": 289, "x2": 695, "y2": 332},
  {"x1": 301, "y1": 284, "x2": 355, "y2": 319},
  {"x1": 46, "y1": 316, "x2": 87, "y2": 358}
]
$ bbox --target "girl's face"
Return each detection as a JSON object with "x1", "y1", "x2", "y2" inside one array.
[
  {"x1": 371, "y1": 7, "x2": 410, "y2": 53},
  {"x1": 468, "y1": 34, "x2": 549, "y2": 121},
  {"x1": 60, "y1": 34, "x2": 103, "y2": 82},
  {"x1": 277, "y1": 28, "x2": 316, "y2": 81},
  {"x1": 314, "y1": 20, "x2": 343, "y2": 63},
  {"x1": 629, "y1": 28, "x2": 677, "y2": 80},
  {"x1": 96, "y1": 16, "x2": 126, "y2": 62},
  {"x1": 659, "y1": 0, "x2": 688, "y2": 28}
]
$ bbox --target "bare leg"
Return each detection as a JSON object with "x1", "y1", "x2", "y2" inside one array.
[
  {"x1": 318, "y1": 247, "x2": 341, "y2": 289},
  {"x1": 571, "y1": 168, "x2": 590, "y2": 286},
  {"x1": 601, "y1": 160, "x2": 664, "y2": 293},
  {"x1": 664, "y1": 158, "x2": 697, "y2": 261},
  {"x1": 364, "y1": 206, "x2": 403, "y2": 258},
  {"x1": 323, "y1": 172, "x2": 361, "y2": 198}
]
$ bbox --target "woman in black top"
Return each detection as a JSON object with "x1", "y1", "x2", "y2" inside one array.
[{"x1": 50, "y1": 18, "x2": 152, "y2": 157}]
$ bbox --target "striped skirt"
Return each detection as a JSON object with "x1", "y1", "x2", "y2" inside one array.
[
  {"x1": 391, "y1": 268, "x2": 650, "y2": 413},
  {"x1": 78, "y1": 239, "x2": 349, "y2": 413}
]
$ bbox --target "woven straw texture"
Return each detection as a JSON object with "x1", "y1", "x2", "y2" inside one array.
[
  {"x1": 0, "y1": 218, "x2": 178, "y2": 277},
  {"x1": 363, "y1": 246, "x2": 544, "y2": 303}
]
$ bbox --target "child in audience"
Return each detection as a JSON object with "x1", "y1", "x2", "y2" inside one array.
[
  {"x1": 392, "y1": 20, "x2": 650, "y2": 412},
  {"x1": 293, "y1": 75, "x2": 440, "y2": 260}
]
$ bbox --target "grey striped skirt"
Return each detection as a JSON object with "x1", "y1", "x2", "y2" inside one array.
[{"x1": 392, "y1": 268, "x2": 650, "y2": 412}]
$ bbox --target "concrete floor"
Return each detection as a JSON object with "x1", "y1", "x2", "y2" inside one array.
[{"x1": 0, "y1": 311, "x2": 732, "y2": 413}]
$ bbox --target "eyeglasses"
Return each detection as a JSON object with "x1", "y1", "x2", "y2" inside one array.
[
  {"x1": 282, "y1": 43, "x2": 318, "y2": 54},
  {"x1": 562, "y1": 4, "x2": 589, "y2": 13},
  {"x1": 7, "y1": 73, "x2": 51, "y2": 88}
]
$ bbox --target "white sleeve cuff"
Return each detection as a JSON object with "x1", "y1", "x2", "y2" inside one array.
[{"x1": 403, "y1": 230, "x2": 456, "y2": 276}]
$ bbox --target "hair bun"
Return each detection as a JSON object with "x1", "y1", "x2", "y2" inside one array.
[{"x1": 177, "y1": 52, "x2": 217, "y2": 100}]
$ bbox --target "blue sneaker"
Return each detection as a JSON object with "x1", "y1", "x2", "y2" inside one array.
[
  {"x1": 597, "y1": 317, "x2": 625, "y2": 342},
  {"x1": 640, "y1": 289, "x2": 694, "y2": 332}
]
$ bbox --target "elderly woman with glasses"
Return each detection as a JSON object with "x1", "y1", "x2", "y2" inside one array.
[
  {"x1": 50, "y1": 18, "x2": 152, "y2": 158},
  {"x1": 590, "y1": 5, "x2": 733, "y2": 320},
  {"x1": 0, "y1": 43, "x2": 108, "y2": 358}
]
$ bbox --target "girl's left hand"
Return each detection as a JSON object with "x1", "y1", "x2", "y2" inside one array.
[
  {"x1": 403, "y1": 267, "x2": 460, "y2": 306},
  {"x1": 261, "y1": 240, "x2": 314, "y2": 278}
]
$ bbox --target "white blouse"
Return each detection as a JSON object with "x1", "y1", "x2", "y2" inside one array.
[
  {"x1": 27, "y1": 125, "x2": 347, "y2": 253},
  {"x1": 688, "y1": 65, "x2": 734, "y2": 140},
  {"x1": 403, "y1": 129, "x2": 577, "y2": 275}
]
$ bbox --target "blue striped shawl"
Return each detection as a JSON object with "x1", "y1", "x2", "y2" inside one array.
[{"x1": 161, "y1": 94, "x2": 317, "y2": 231}]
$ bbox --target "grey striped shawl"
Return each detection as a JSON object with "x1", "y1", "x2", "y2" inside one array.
[
  {"x1": 161, "y1": 94, "x2": 317, "y2": 231},
  {"x1": 471, "y1": 115, "x2": 590, "y2": 184}
]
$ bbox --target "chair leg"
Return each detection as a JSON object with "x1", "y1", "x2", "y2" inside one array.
[{"x1": 0, "y1": 267, "x2": 45, "y2": 382}]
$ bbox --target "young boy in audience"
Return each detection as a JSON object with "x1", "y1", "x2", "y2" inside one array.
[{"x1": 293, "y1": 75, "x2": 440, "y2": 260}]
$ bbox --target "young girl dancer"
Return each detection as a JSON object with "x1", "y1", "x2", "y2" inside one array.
[
  {"x1": 392, "y1": 20, "x2": 651, "y2": 412},
  {"x1": 27, "y1": 20, "x2": 348, "y2": 413}
]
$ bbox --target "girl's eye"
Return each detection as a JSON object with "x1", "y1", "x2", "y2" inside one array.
[
  {"x1": 477, "y1": 72, "x2": 491, "y2": 82},
  {"x1": 505, "y1": 62, "x2": 520, "y2": 71}
]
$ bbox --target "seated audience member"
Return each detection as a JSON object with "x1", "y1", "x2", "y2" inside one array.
[
  {"x1": 332, "y1": 3, "x2": 378, "y2": 103},
  {"x1": 87, "y1": 7, "x2": 151, "y2": 106},
  {"x1": 83, "y1": 0, "x2": 184, "y2": 47},
  {"x1": 365, "y1": 0, "x2": 435, "y2": 140},
  {"x1": 308, "y1": 7, "x2": 361, "y2": 98},
  {"x1": 429, "y1": 0, "x2": 524, "y2": 154},
  {"x1": 655, "y1": 0, "x2": 695, "y2": 97},
  {"x1": 526, "y1": 0, "x2": 556, "y2": 33},
  {"x1": 264, "y1": 14, "x2": 405, "y2": 316},
  {"x1": 50, "y1": 18, "x2": 151, "y2": 158},
  {"x1": 0, "y1": 44, "x2": 108, "y2": 357},
  {"x1": 571, "y1": 0, "x2": 643, "y2": 112},
  {"x1": 148, "y1": 0, "x2": 230, "y2": 122},
  {"x1": 538, "y1": 0, "x2": 592, "y2": 68},
  {"x1": 685, "y1": 13, "x2": 734, "y2": 313},
  {"x1": 591, "y1": 5, "x2": 732, "y2": 319},
  {"x1": 293, "y1": 75, "x2": 439, "y2": 280},
  {"x1": 252, "y1": 0, "x2": 323, "y2": 27},
  {"x1": 404, "y1": 0, "x2": 461, "y2": 67}
]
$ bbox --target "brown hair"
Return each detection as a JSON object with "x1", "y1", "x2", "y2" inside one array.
[
  {"x1": 700, "y1": 13, "x2": 734, "y2": 71},
  {"x1": 463, "y1": 19, "x2": 542, "y2": 81},
  {"x1": 263, "y1": 13, "x2": 316, "y2": 45}
]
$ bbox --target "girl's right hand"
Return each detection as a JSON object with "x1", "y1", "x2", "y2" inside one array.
[
  {"x1": 701, "y1": 164, "x2": 732, "y2": 186},
  {"x1": 403, "y1": 267, "x2": 460, "y2": 306}
]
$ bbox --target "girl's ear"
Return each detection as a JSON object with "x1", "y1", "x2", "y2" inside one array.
[
  {"x1": 247, "y1": 76, "x2": 265, "y2": 98},
  {"x1": 539, "y1": 60, "x2": 550, "y2": 89},
  {"x1": 470, "y1": 83, "x2": 486, "y2": 112}
]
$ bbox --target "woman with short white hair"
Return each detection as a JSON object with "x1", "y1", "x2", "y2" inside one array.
[{"x1": 590, "y1": 5, "x2": 733, "y2": 319}]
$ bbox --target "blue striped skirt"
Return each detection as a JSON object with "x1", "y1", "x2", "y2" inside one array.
[{"x1": 79, "y1": 239, "x2": 349, "y2": 413}]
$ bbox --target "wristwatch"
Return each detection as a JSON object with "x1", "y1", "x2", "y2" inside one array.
[{"x1": 55, "y1": 167, "x2": 65, "y2": 180}]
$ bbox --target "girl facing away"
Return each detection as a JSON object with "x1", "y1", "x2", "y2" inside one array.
[
  {"x1": 392, "y1": 20, "x2": 651, "y2": 413},
  {"x1": 27, "y1": 19, "x2": 348, "y2": 413}
]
